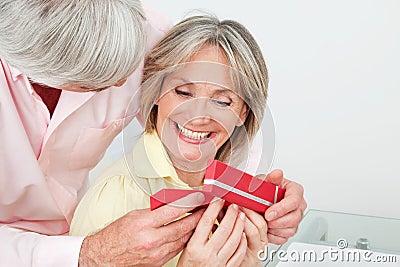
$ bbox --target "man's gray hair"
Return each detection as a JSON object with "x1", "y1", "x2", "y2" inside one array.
[{"x1": 0, "y1": 0, "x2": 146, "y2": 89}]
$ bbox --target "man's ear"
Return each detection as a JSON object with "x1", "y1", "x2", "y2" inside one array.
[{"x1": 114, "y1": 79, "x2": 127, "y2": 87}]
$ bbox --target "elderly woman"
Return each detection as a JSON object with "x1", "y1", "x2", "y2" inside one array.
[
  {"x1": 0, "y1": 1, "x2": 305, "y2": 266},
  {"x1": 70, "y1": 15, "x2": 305, "y2": 266}
]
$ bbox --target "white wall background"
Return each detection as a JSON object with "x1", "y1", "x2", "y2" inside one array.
[
  {"x1": 92, "y1": 0, "x2": 400, "y2": 220},
  {"x1": 142, "y1": 0, "x2": 400, "y2": 219}
]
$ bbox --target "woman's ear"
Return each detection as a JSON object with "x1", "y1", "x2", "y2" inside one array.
[{"x1": 236, "y1": 106, "x2": 249, "y2": 127}]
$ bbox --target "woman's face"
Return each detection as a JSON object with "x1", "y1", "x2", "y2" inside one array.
[{"x1": 155, "y1": 44, "x2": 248, "y2": 173}]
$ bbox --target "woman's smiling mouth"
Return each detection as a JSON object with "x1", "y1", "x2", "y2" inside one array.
[{"x1": 175, "y1": 122, "x2": 215, "y2": 144}]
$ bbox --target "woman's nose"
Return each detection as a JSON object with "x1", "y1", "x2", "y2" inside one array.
[{"x1": 180, "y1": 97, "x2": 213, "y2": 124}]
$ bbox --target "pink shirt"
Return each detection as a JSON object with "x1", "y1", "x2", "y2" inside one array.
[{"x1": 0, "y1": 5, "x2": 171, "y2": 266}]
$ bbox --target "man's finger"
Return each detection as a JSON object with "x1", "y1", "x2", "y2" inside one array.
[
  {"x1": 157, "y1": 208, "x2": 205, "y2": 244},
  {"x1": 267, "y1": 227, "x2": 298, "y2": 239},
  {"x1": 152, "y1": 192, "x2": 205, "y2": 227},
  {"x1": 154, "y1": 232, "x2": 194, "y2": 266},
  {"x1": 265, "y1": 195, "x2": 300, "y2": 222},
  {"x1": 267, "y1": 208, "x2": 303, "y2": 229},
  {"x1": 265, "y1": 180, "x2": 304, "y2": 221},
  {"x1": 251, "y1": 169, "x2": 283, "y2": 196},
  {"x1": 263, "y1": 169, "x2": 284, "y2": 186},
  {"x1": 267, "y1": 233, "x2": 288, "y2": 245}
]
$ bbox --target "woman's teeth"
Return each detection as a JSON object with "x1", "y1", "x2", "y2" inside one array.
[{"x1": 177, "y1": 123, "x2": 211, "y2": 140}]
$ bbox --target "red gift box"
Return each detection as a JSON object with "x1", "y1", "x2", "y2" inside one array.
[
  {"x1": 203, "y1": 160, "x2": 285, "y2": 213},
  {"x1": 150, "y1": 189, "x2": 215, "y2": 210},
  {"x1": 150, "y1": 160, "x2": 285, "y2": 213}
]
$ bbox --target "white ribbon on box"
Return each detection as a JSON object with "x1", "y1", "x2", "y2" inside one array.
[{"x1": 203, "y1": 179, "x2": 279, "y2": 206}]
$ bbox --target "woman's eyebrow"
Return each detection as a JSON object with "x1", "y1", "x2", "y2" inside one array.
[
  {"x1": 212, "y1": 88, "x2": 234, "y2": 93},
  {"x1": 168, "y1": 76, "x2": 192, "y2": 85},
  {"x1": 168, "y1": 76, "x2": 238, "y2": 95},
  {"x1": 206, "y1": 86, "x2": 237, "y2": 96}
]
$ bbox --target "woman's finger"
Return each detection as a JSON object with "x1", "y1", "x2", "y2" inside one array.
[
  {"x1": 226, "y1": 233, "x2": 247, "y2": 267},
  {"x1": 190, "y1": 198, "x2": 225, "y2": 244},
  {"x1": 240, "y1": 207, "x2": 268, "y2": 243},
  {"x1": 208, "y1": 204, "x2": 240, "y2": 251},
  {"x1": 216, "y1": 211, "x2": 246, "y2": 261}
]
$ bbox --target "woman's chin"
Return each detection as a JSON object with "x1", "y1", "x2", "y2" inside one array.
[
  {"x1": 181, "y1": 151, "x2": 204, "y2": 162},
  {"x1": 172, "y1": 151, "x2": 213, "y2": 171},
  {"x1": 178, "y1": 140, "x2": 217, "y2": 161}
]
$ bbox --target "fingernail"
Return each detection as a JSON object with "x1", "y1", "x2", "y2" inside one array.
[
  {"x1": 240, "y1": 212, "x2": 245, "y2": 220},
  {"x1": 195, "y1": 192, "x2": 205, "y2": 203},
  {"x1": 211, "y1": 197, "x2": 224, "y2": 203},
  {"x1": 267, "y1": 211, "x2": 276, "y2": 221},
  {"x1": 232, "y1": 204, "x2": 238, "y2": 210},
  {"x1": 174, "y1": 192, "x2": 204, "y2": 207}
]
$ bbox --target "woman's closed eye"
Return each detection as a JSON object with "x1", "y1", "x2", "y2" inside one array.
[
  {"x1": 174, "y1": 87, "x2": 194, "y2": 98},
  {"x1": 211, "y1": 98, "x2": 231, "y2": 107},
  {"x1": 174, "y1": 85, "x2": 233, "y2": 107}
]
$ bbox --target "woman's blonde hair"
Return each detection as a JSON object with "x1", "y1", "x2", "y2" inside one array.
[
  {"x1": 141, "y1": 14, "x2": 268, "y2": 165},
  {"x1": 0, "y1": 0, "x2": 146, "y2": 89}
]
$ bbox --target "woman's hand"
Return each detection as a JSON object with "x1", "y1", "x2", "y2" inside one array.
[
  {"x1": 178, "y1": 199, "x2": 247, "y2": 267},
  {"x1": 240, "y1": 207, "x2": 268, "y2": 267}
]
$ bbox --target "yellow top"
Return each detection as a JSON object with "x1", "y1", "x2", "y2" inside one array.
[{"x1": 70, "y1": 132, "x2": 193, "y2": 266}]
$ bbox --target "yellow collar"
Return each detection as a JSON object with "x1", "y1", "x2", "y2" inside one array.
[{"x1": 132, "y1": 132, "x2": 189, "y2": 187}]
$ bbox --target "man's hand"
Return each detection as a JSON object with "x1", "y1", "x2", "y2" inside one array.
[
  {"x1": 78, "y1": 192, "x2": 205, "y2": 267},
  {"x1": 259, "y1": 170, "x2": 307, "y2": 245}
]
